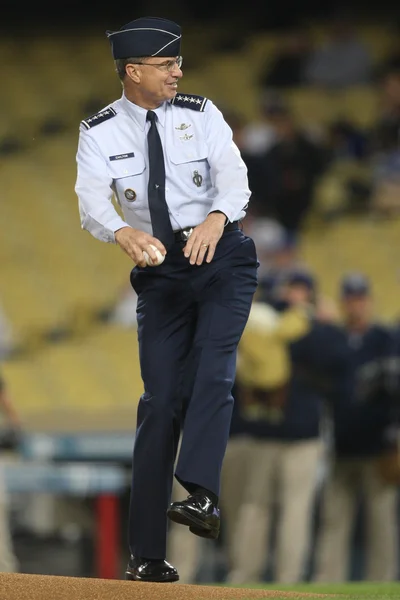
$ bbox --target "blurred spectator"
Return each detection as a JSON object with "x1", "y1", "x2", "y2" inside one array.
[
  {"x1": 251, "y1": 100, "x2": 329, "y2": 238},
  {"x1": 222, "y1": 109, "x2": 269, "y2": 217},
  {"x1": 240, "y1": 92, "x2": 281, "y2": 157},
  {"x1": 314, "y1": 273, "x2": 399, "y2": 582},
  {"x1": 248, "y1": 217, "x2": 300, "y2": 273},
  {"x1": 380, "y1": 67, "x2": 400, "y2": 120},
  {"x1": 327, "y1": 119, "x2": 369, "y2": 163},
  {"x1": 304, "y1": 13, "x2": 373, "y2": 88},
  {"x1": 0, "y1": 304, "x2": 18, "y2": 360},
  {"x1": 241, "y1": 92, "x2": 324, "y2": 159},
  {"x1": 370, "y1": 68, "x2": 400, "y2": 153},
  {"x1": 235, "y1": 273, "x2": 313, "y2": 418},
  {"x1": 259, "y1": 28, "x2": 312, "y2": 89},
  {"x1": 375, "y1": 35, "x2": 400, "y2": 78},
  {"x1": 258, "y1": 244, "x2": 307, "y2": 308},
  {"x1": 314, "y1": 119, "x2": 372, "y2": 218},
  {"x1": 366, "y1": 68, "x2": 400, "y2": 216},
  {"x1": 248, "y1": 217, "x2": 308, "y2": 309},
  {"x1": 226, "y1": 272, "x2": 312, "y2": 584},
  {"x1": 392, "y1": 319, "x2": 400, "y2": 406},
  {"x1": 369, "y1": 122, "x2": 400, "y2": 216},
  {"x1": 227, "y1": 269, "x2": 349, "y2": 583},
  {"x1": 0, "y1": 377, "x2": 20, "y2": 435},
  {"x1": 0, "y1": 372, "x2": 20, "y2": 573},
  {"x1": 375, "y1": 318, "x2": 400, "y2": 488},
  {"x1": 228, "y1": 269, "x2": 347, "y2": 584}
]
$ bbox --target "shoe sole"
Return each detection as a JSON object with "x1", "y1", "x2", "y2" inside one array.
[
  {"x1": 189, "y1": 525, "x2": 219, "y2": 539},
  {"x1": 125, "y1": 571, "x2": 179, "y2": 583},
  {"x1": 167, "y1": 506, "x2": 220, "y2": 540}
]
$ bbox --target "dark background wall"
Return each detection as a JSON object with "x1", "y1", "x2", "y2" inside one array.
[{"x1": 2, "y1": 1, "x2": 399, "y2": 32}]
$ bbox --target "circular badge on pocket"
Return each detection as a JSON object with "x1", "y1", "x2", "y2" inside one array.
[{"x1": 124, "y1": 189, "x2": 136, "y2": 202}]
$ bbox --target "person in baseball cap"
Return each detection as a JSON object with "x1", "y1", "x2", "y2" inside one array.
[
  {"x1": 340, "y1": 272, "x2": 370, "y2": 298},
  {"x1": 340, "y1": 272, "x2": 372, "y2": 328},
  {"x1": 286, "y1": 268, "x2": 316, "y2": 291}
]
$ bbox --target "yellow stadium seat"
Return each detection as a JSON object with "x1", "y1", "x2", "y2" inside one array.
[
  {"x1": 337, "y1": 86, "x2": 380, "y2": 128},
  {"x1": 2, "y1": 22, "x2": 400, "y2": 429},
  {"x1": 2, "y1": 323, "x2": 142, "y2": 429},
  {"x1": 300, "y1": 216, "x2": 400, "y2": 320}
]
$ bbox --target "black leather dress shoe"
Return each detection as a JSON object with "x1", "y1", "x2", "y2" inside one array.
[
  {"x1": 125, "y1": 556, "x2": 179, "y2": 582},
  {"x1": 167, "y1": 491, "x2": 220, "y2": 539}
]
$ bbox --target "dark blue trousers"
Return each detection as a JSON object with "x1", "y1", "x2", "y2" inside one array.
[{"x1": 128, "y1": 228, "x2": 258, "y2": 559}]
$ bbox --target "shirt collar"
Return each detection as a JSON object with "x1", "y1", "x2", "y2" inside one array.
[{"x1": 121, "y1": 93, "x2": 167, "y2": 130}]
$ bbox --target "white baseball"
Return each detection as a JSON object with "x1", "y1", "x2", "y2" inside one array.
[{"x1": 143, "y1": 244, "x2": 165, "y2": 266}]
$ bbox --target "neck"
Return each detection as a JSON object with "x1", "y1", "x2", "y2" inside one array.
[
  {"x1": 346, "y1": 318, "x2": 369, "y2": 333},
  {"x1": 124, "y1": 89, "x2": 163, "y2": 111}
]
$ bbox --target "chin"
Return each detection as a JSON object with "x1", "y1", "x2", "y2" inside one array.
[{"x1": 166, "y1": 85, "x2": 178, "y2": 97}]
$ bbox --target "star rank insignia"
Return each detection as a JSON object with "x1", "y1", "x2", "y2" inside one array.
[
  {"x1": 81, "y1": 107, "x2": 117, "y2": 129},
  {"x1": 171, "y1": 94, "x2": 208, "y2": 112}
]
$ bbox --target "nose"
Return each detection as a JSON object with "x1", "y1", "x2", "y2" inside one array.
[{"x1": 171, "y1": 61, "x2": 183, "y2": 75}]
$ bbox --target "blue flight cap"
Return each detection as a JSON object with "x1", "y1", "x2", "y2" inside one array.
[
  {"x1": 341, "y1": 273, "x2": 370, "y2": 297},
  {"x1": 106, "y1": 17, "x2": 181, "y2": 60}
]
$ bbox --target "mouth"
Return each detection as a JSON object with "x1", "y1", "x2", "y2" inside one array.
[{"x1": 167, "y1": 82, "x2": 178, "y2": 89}]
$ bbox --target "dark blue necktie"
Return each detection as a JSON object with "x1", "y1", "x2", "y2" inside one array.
[{"x1": 146, "y1": 110, "x2": 174, "y2": 249}]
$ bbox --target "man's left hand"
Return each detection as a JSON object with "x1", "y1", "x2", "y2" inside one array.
[{"x1": 183, "y1": 212, "x2": 226, "y2": 265}]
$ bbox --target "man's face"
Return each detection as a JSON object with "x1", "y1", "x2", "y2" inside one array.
[
  {"x1": 382, "y1": 72, "x2": 400, "y2": 106},
  {"x1": 341, "y1": 294, "x2": 371, "y2": 322},
  {"x1": 127, "y1": 56, "x2": 183, "y2": 105},
  {"x1": 268, "y1": 111, "x2": 296, "y2": 140},
  {"x1": 284, "y1": 283, "x2": 312, "y2": 305}
]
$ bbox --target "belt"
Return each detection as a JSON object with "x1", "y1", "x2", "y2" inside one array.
[{"x1": 174, "y1": 221, "x2": 239, "y2": 243}]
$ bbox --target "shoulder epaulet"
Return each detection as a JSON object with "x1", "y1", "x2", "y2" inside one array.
[
  {"x1": 81, "y1": 107, "x2": 117, "y2": 130},
  {"x1": 171, "y1": 94, "x2": 208, "y2": 112}
]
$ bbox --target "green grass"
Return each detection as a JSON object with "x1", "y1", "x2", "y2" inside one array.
[{"x1": 240, "y1": 581, "x2": 400, "y2": 599}]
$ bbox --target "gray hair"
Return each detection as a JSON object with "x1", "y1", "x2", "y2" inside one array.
[{"x1": 114, "y1": 57, "x2": 150, "y2": 80}]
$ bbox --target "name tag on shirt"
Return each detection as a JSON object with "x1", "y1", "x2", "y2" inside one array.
[{"x1": 109, "y1": 153, "x2": 135, "y2": 161}]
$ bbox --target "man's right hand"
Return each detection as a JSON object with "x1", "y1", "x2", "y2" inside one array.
[{"x1": 114, "y1": 227, "x2": 166, "y2": 267}]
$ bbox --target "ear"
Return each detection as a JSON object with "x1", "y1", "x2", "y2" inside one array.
[{"x1": 125, "y1": 64, "x2": 141, "y2": 83}]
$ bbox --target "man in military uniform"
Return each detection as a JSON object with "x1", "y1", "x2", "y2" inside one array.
[{"x1": 74, "y1": 17, "x2": 258, "y2": 583}]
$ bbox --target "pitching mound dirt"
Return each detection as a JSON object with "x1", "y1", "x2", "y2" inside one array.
[{"x1": 0, "y1": 573, "x2": 331, "y2": 600}]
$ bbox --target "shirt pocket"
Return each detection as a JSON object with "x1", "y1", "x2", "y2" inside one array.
[
  {"x1": 108, "y1": 154, "x2": 147, "y2": 210},
  {"x1": 169, "y1": 144, "x2": 210, "y2": 194}
]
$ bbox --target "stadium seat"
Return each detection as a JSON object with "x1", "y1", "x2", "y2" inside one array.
[
  {"x1": 2, "y1": 323, "x2": 142, "y2": 429},
  {"x1": 2, "y1": 21, "x2": 400, "y2": 429}
]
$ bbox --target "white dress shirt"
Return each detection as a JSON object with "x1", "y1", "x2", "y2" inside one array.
[{"x1": 75, "y1": 93, "x2": 250, "y2": 243}]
